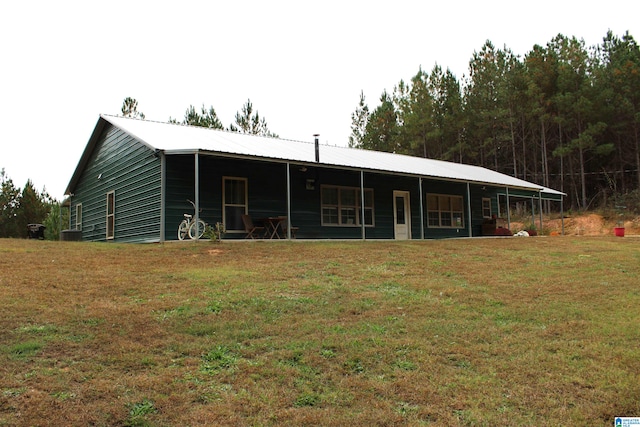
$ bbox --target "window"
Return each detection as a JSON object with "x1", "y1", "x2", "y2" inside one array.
[
  {"x1": 395, "y1": 195, "x2": 406, "y2": 225},
  {"x1": 223, "y1": 177, "x2": 247, "y2": 232},
  {"x1": 75, "y1": 203, "x2": 82, "y2": 230},
  {"x1": 106, "y1": 191, "x2": 115, "y2": 239},
  {"x1": 482, "y1": 198, "x2": 492, "y2": 218},
  {"x1": 321, "y1": 185, "x2": 374, "y2": 226},
  {"x1": 427, "y1": 194, "x2": 464, "y2": 228}
]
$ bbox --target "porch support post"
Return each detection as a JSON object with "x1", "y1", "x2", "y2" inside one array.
[
  {"x1": 538, "y1": 192, "x2": 543, "y2": 232},
  {"x1": 419, "y1": 178, "x2": 424, "y2": 239},
  {"x1": 561, "y1": 197, "x2": 565, "y2": 235},
  {"x1": 360, "y1": 170, "x2": 365, "y2": 240},
  {"x1": 466, "y1": 182, "x2": 472, "y2": 237},
  {"x1": 286, "y1": 162, "x2": 292, "y2": 239},
  {"x1": 160, "y1": 151, "x2": 166, "y2": 242},
  {"x1": 505, "y1": 187, "x2": 511, "y2": 229},
  {"x1": 531, "y1": 197, "x2": 536, "y2": 229},
  {"x1": 194, "y1": 152, "x2": 200, "y2": 241},
  {"x1": 68, "y1": 195, "x2": 73, "y2": 230}
]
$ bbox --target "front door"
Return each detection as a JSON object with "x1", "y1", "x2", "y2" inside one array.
[{"x1": 393, "y1": 191, "x2": 411, "y2": 240}]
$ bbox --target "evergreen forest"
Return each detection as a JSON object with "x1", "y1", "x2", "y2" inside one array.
[{"x1": 349, "y1": 31, "x2": 640, "y2": 212}]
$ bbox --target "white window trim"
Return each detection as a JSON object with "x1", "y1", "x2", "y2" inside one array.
[
  {"x1": 106, "y1": 191, "x2": 115, "y2": 240},
  {"x1": 426, "y1": 193, "x2": 465, "y2": 229},
  {"x1": 75, "y1": 203, "x2": 83, "y2": 231},
  {"x1": 482, "y1": 197, "x2": 492, "y2": 219},
  {"x1": 321, "y1": 185, "x2": 375, "y2": 227},
  {"x1": 222, "y1": 176, "x2": 248, "y2": 233}
]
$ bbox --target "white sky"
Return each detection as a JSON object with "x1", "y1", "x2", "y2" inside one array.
[{"x1": 1, "y1": 0, "x2": 638, "y2": 199}]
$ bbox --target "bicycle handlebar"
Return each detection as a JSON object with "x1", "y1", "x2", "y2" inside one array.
[{"x1": 186, "y1": 199, "x2": 203, "y2": 213}]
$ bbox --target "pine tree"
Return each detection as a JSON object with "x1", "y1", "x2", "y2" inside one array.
[
  {"x1": 348, "y1": 91, "x2": 370, "y2": 148},
  {"x1": 183, "y1": 105, "x2": 224, "y2": 129},
  {"x1": 0, "y1": 171, "x2": 54, "y2": 238},
  {"x1": 17, "y1": 180, "x2": 52, "y2": 236},
  {"x1": 121, "y1": 97, "x2": 145, "y2": 119},
  {"x1": 598, "y1": 31, "x2": 640, "y2": 192},
  {"x1": 362, "y1": 91, "x2": 399, "y2": 153},
  {"x1": 229, "y1": 99, "x2": 278, "y2": 137},
  {"x1": 0, "y1": 168, "x2": 21, "y2": 237}
]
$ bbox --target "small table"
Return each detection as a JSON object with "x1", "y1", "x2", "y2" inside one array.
[{"x1": 260, "y1": 216, "x2": 287, "y2": 239}]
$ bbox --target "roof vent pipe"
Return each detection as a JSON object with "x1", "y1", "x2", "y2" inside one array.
[{"x1": 314, "y1": 134, "x2": 320, "y2": 163}]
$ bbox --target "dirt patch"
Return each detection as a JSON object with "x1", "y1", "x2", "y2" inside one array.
[
  {"x1": 513, "y1": 213, "x2": 640, "y2": 236},
  {"x1": 550, "y1": 214, "x2": 607, "y2": 236}
]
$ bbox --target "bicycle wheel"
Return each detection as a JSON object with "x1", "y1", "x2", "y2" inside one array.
[
  {"x1": 188, "y1": 219, "x2": 207, "y2": 239},
  {"x1": 178, "y1": 220, "x2": 189, "y2": 240}
]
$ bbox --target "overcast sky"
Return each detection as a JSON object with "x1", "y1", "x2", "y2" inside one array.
[{"x1": 1, "y1": 0, "x2": 638, "y2": 199}]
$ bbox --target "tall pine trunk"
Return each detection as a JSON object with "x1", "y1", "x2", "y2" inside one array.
[
  {"x1": 577, "y1": 119, "x2": 587, "y2": 210},
  {"x1": 579, "y1": 145, "x2": 587, "y2": 210},
  {"x1": 521, "y1": 118, "x2": 527, "y2": 180},
  {"x1": 635, "y1": 122, "x2": 640, "y2": 190},
  {"x1": 510, "y1": 108, "x2": 517, "y2": 177},
  {"x1": 541, "y1": 118, "x2": 549, "y2": 187},
  {"x1": 559, "y1": 122, "x2": 564, "y2": 196}
]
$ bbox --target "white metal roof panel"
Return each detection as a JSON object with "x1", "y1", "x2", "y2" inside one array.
[{"x1": 101, "y1": 114, "x2": 557, "y2": 192}]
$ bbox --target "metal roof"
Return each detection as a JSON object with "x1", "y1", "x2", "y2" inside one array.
[{"x1": 74, "y1": 114, "x2": 563, "y2": 196}]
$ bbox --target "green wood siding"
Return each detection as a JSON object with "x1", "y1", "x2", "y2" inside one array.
[
  {"x1": 360, "y1": 173, "x2": 421, "y2": 239},
  {"x1": 421, "y1": 179, "x2": 470, "y2": 239},
  {"x1": 164, "y1": 155, "x2": 490, "y2": 240},
  {"x1": 70, "y1": 125, "x2": 161, "y2": 242},
  {"x1": 469, "y1": 185, "x2": 499, "y2": 237},
  {"x1": 164, "y1": 155, "x2": 292, "y2": 240},
  {"x1": 163, "y1": 154, "x2": 527, "y2": 240}
]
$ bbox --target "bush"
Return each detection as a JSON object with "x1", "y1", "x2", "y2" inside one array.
[
  {"x1": 494, "y1": 227, "x2": 513, "y2": 236},
  {"x1": 44, "y1": 204, "x2": 68, "y2": 241},
  {"x1": 204, "y1": 222, "x2": 226, "y2": 242}
]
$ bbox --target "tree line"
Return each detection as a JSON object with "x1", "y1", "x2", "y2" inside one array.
[
  {"x1": 349, "y1": 31, "x2": 640, "y2": 212},
  {"x1": 121, "y1": 97, "x2": 278, "y2": 137},
  {"x1": 0, "y1": 169, "x2": 64, "y2": 239}
]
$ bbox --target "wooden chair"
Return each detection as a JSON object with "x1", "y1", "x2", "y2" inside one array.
[
  {"x1": 241, "y1": 214, "x2": 265, "y2": 239},
  {"x1": 281, "y1": 218, "x2": 299, "y2": 239}
]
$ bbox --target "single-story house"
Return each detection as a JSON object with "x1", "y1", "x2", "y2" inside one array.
[{"x1": 64, "y1": 114, "x2": 564, "y2": 242}]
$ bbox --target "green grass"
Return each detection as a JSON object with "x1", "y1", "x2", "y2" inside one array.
[
  {"x1": 0, "y1": 237, "x2": 639, "y2": 425},
  {"x1": 6, "y1": 341, "x2": 43, "y2": 360}
]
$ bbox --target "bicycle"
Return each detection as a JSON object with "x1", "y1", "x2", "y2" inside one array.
[{"x1": 178, "y1": 199, "x2": 208, "y2": 240}]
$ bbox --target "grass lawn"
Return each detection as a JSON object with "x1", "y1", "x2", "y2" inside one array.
[{"x1": 1, "y1": 237, "x2": 639, "y2": 426}]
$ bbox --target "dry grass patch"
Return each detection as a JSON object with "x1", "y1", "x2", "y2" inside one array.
[{"x1": 1, "y1": 237, "x2": 639, "y2": 426}]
